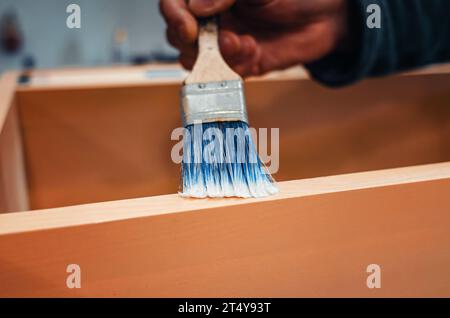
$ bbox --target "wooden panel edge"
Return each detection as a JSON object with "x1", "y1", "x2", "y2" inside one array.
[
  {"x1": 13, "y1": 63, "x2": 450, "y2": 92},
  {"x1": 0, "y1": 72, "x2": 29, "y2": 213},
  {"x1": 0, "y1": 161, "x2": 449, "y2": 235},
  {"x1": 0, "y1": 72, "x2": 18, "y2": 129},
  {"x1": 0, "y1": 174, "x2": 449, "y2": 297}
]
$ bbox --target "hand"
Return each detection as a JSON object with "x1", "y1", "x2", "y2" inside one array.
[{"x1": 160, "y1": 0, "x2": 349, "y2": 77}]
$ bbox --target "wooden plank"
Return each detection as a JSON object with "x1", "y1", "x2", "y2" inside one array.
[
  {"x1": 0, "y1": 72, "x2": 29, "y2": 213},
  {"x1": 0, "y1": 163, "x2": 449, "y2": 297},
  {"x1": 16, "y1": 72, "x2": 450, "y2": 210},
  {"x1": 0, "y1": 72, "x2": 18, "y2": 129},
  {"x1": 15, "y1": 63, "x2": 450, "y2": 91},
  {"x1": 17, "y1": 64, "x2": 306, "y2": 91},
  {"x1": 17, "y1": 84, "x2": 182, "y2": 209},
  {"x1": 20, "y1": 64, "x2": 188, "y2": 90},
  {"x1": 0, "y1": 161, "x2": 449, "y2": 234}
]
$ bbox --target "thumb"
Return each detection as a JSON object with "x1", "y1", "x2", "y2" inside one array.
[{"x1": 188, "y1": 0, "x2": 236, "y2": 17}]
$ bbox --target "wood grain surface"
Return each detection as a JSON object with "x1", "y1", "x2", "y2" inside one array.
[
  {"x1": 1, "y1": 66, "x2": 450, "y2": 297},
  {"x1": 16, "y1": 72, "x2": 450, "y2": 210},
  {"x1": 0, "y1": 163, "x2": 449, "y2": 297}
]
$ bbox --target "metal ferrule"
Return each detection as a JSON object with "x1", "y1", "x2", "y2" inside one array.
[{"x1": 180, "y1": 80, "x2": 248, "y2": 126}]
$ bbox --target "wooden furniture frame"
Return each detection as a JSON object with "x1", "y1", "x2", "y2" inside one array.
[{"x1": 0, "y1": 65, "x2": 450, "y2": 297}]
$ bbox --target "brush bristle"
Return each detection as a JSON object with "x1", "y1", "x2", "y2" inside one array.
[{"x1": 180, "y1": 121, "x2": 278, "y2": 198}]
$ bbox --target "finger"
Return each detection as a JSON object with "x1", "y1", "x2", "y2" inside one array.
[
  {"x1": 188, "y1": 0, "x2": 236, "y2": 17},
  {"x1": 231, "y1": 56, "x2": 261, "y2": 78},
  {"x1": 179, "y1": 53, "x2": 197, "y2": 70},
  {"x1": 238, "y1": 35, "x2": 258, "y2": 58},
  {"x1": 166, "y1": 27, "x2": 197, "y2": 56},
  {"x1": 222, "y1": 34, "x2": 258, "y2": 65},
  {"x1": 167, "y1": 27, "x2": 198, "y2": 70},
  {"x1": 218, "y1": 30, "x2": 241, "y2": 57},
  {"x1": 223, "y1": 35, "x2": 262, "y2": 77},
  {"x1": 160, "y1": 0, "x2": 198, "y2": 44}
]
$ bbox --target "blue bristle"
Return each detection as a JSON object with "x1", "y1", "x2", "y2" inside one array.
[{"x1": 180, "y1": 121, "x2": 278, "y2": 198}]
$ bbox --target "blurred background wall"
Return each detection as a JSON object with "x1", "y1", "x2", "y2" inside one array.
[{"x1": 0, "y1": 0, "x2": 176, "y2": 74}]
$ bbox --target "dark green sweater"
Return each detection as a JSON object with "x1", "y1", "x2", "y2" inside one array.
[{"x1": 306, "y1": 0, "x2": 450, "y2": 87}]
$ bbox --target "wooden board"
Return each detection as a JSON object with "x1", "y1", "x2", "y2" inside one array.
[
  {"x1": 1, "y1": 65, "x2": 450, "y2": 297},
  {"x1": 14, "y1": 70, "x2": 450, "y2": 210},
  {"x1": 0, "y1": 162, "x2": 449, "y2": 297},
  {"x1": 0, "y1": 72, "x2": 29, "y2": 213}
]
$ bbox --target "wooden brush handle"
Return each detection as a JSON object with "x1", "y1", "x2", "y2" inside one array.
[
  {"x1": 184, "y1": 16, "x2": 241, "y2": 84},
  {"x1": 197, "y1": 16, "x2": 220, "y2": 53}
]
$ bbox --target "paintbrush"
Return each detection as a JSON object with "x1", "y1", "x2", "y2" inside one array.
[{"x1": 179, "y1": 16, "x2": 278, "y2": 198}]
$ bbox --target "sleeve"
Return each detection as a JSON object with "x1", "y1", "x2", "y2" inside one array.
[{"x1": 304, "y1": 0, "x2": 450, "y2": 87}]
